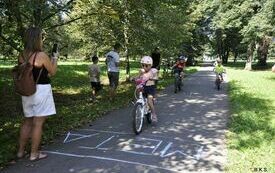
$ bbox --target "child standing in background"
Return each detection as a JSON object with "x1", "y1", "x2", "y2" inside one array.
[{"x1": 88, "y1": 55, "x2": 102, "y2": 101}]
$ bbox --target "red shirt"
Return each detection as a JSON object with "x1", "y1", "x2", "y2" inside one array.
[{"x1": 175, "y1": 62, "x2": 185, "y2": 69}]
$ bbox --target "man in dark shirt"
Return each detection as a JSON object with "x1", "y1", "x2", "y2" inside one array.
[{"x1": 151, "y1": 47, "x2": 161, "y2": 70}]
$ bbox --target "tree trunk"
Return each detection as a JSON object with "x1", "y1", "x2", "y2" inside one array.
[
  {"x1": 244, "y1": 42, "x2": 255, "y2": 71},
  {"x1": 123, "y1": 0, "x2": 130, "y2": 81},
  {"x1": 216, "y1": 29, "x2": 223, "y2": 58},
  {"x1": 233, "y1": 51, "x2": 238, "y2": 63},
  {"x1": 257, "y1": 36, "x2": 270, "y2": 66},
  {"x1": 223, "y1": 49, "x2": 229, "y2": 64}
]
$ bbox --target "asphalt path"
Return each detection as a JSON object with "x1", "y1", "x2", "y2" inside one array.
[{"x1": 3, "y1": 65, "x2": 229, "y2": 173}]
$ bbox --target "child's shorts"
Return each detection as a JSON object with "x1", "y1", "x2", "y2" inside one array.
[
  {"x1": 91, "y1": 82, "x2": 102, "y2": 92},
  {"x1": 143, "y1": 85, "x2": 156, "y2": 97}
]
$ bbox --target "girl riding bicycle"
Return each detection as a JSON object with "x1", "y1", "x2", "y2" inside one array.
[{"x1": 135, "y1": 56, "x2": 158, "y2": 122}]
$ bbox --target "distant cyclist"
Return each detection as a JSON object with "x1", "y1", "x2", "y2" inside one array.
[
  {"x1": 172, "y1": 56, "x2": 187, "y2": 77},
  {"x1": 213, "y1": 59, "x2": 226, "y2": 81},
  {"x1": 136, "y1": 56, "x2": 158, "y2": 122}
]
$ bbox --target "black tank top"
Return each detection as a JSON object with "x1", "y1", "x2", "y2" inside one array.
[
  {"x1": 33, "y1": 67, "x2": 51, "y2": 84},
  {"x1": 31, "y1": 52, "x2": 50, "y2": 84},
  {"x1": 20, "y1": 52, "x2": 51, "y2": 84}
]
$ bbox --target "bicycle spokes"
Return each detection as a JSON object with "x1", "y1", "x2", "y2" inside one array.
[{"x1": 132, "y1": 103, "x2": 144, "y2": 134}]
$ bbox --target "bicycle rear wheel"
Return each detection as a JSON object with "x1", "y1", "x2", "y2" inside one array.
[{"x1": 132, "y1": 103, "x2": 144, "y2": 135}]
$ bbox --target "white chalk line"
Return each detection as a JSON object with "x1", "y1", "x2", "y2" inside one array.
[
  {"x1": 79, "y1": 146, "x2": 109, "y2": 151},
  {"x1": 95, "y1": 135, "x2": 115, "y2": 148},
  {"x1": 79, "y1": 137, "x2": 163, "y2": 156},
  {"x1": 194, "y1": 146, "x2": 204, "y2": 160},
  {"x1": 63, "y1": 132, "x2": 99, "y2": 143},
  {"x1": 42, "y1": 151, "x2": 181, "y2": 173},
  {"x1": 152, "y1": 140, "x2": 163, "y2": 154},
  {"x1": 81, "y1": 129, "x2": 133, "y2": 135}
]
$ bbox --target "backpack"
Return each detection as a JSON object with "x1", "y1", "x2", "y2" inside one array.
[{"x1": 12, "y1": 52, "x2": 42, "y2": 96}]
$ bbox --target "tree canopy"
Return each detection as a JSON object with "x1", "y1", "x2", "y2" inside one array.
[{"x1": 0, "y1": 0, "x2": 274, "y2": 69}]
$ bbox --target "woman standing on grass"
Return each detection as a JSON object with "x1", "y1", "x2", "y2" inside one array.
[{"x1": 17, "y1": 27, "x2": 58, "y2": 161}]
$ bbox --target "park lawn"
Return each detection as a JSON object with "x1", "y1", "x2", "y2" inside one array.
[
  {"x1": 225, "y1": 63, "x2": 275, "y2": 173},
  {"x1": 0, "y1": 60, "x2": 197, "y2": 168}
]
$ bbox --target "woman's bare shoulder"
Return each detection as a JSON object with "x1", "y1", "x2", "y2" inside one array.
[
  {"x1": 37, "y1": 51, "x2": 49, "y2": 58},
  {"x1": 34, "y1": 52, "x2": 50, "y2": 66}
]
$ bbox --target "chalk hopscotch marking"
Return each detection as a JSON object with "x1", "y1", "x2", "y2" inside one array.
[
  {"x1": 80, "y1": 136, "x2": 163, "y2": 156},
  {"x1": 79, "y1": 135, "x2": 115, "y2": 150},
  {"x1": 120, "y1": 137, "x2": 163, "y2": 156},
  {"x1": 95, "y1": 135, "x2": 115, "y2": 149},
  {"x1": 64, "y1": 129, "x2": 204, "y2": 161},
  {"x1": 63, "y1": 132, "x2": 99, "y2": 143},
  {"x1": 80, "y1": 128, "x2": 196, "y2": 142},
  {"x1": 151, "y1": 139, "x2": 162, "y2": 154},
  {"x1": 42, "y1": 151, "x2": 181, "y2": 173},
  {"x1": 194, "y1": 146, "x2": 204, "y2": 160},
  {"x1": 182, "y1": 92, "x2": 193, "y2": 97},
  {"x1": 160, "y1": 142, "x2": 196, "y2": 159},
  {"x1": 160, "y1": 142, "x2": 172, "y2": 157}
]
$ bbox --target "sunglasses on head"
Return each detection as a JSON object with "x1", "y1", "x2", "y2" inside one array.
[
  {"x1": 42, "y1": 35, "x2": 46, "y2": 41},
  {"x1": 142, "y1": 64, "x2": 151, "y2": 68},
  {"x1": 41, "y1": 31, "x2": 47, "y2": 41}
]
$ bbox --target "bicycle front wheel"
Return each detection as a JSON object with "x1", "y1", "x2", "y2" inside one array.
[
  {"x1": 132, "y1": 103, "x2": 144, "y2": 135},
  {"x1": 174, "y1": 75, "x2": 179, "y2": 93},
  {"x1": 215, "y1": 78, "x2": 221, "y2": 90}
]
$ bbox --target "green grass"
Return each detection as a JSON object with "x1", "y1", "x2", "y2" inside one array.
[
  {"x1": 225, "y1": 62, "x2": 275, "y2": 173},
  {"x1": 0, "y1": 59, "x2": 197, "y2": 168}
]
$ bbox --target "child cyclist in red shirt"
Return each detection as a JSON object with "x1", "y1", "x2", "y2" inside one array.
[{"x1": 172, "y1": 56, "x2": 187, "y2": 77}]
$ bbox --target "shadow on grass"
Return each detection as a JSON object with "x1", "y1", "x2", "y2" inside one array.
[
  {"x1": 225, "y1": 61, "x2": 274, "y2": 71},
  {"x1": 266, "y1": 75, "x2": 275, "y2": 81},
  {"x1": 224, "y1": 62, "x2": 246, "y2": 70},
  {"x1": 228, "y1": 80, "x2": 275, "y2": 150}
]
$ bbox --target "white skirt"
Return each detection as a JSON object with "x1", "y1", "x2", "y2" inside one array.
[{"x1": 22, "y1": 84, "x2": 56, "y2": 117}]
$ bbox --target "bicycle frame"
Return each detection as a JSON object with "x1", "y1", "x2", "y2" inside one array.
[{"x1": 135, "y1": 89, "x2": 150, "y2": 116}]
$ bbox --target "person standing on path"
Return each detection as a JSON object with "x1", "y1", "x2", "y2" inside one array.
[
  {"x1": 17, "y1": 27, "x2": 58, "y2": 161},
  {"x1": 151, "y1": 47, "x2": 161, "y2": 90},
  {"x1": 105, "y1": 43, "x2": 122, "y2": 100},
  {"x1": 151, "y1": 47, "x2": 161, "y2": 70}
]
